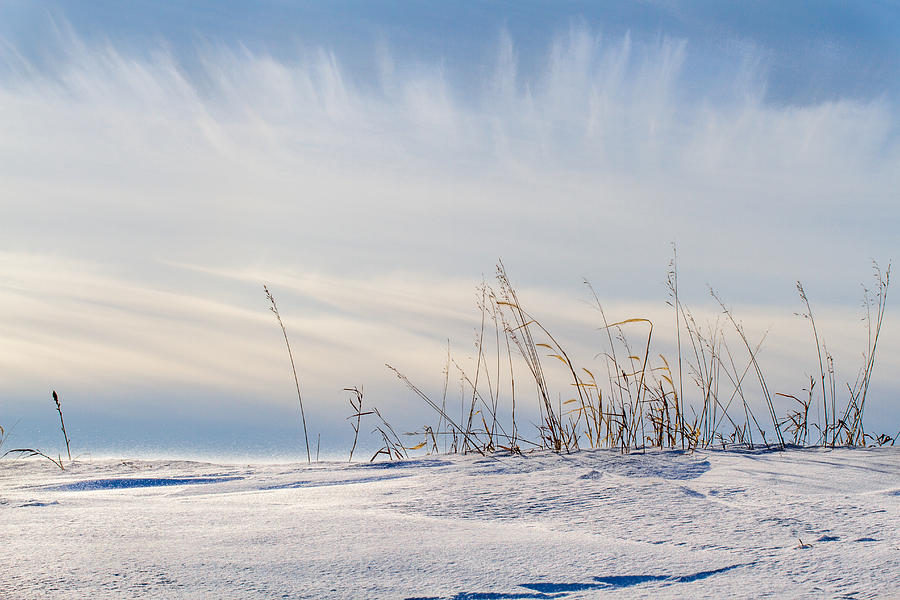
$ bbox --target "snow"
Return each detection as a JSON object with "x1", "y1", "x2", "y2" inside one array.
[{"x1": 1, "y1": 448, "x2": 898, "y2": 598}]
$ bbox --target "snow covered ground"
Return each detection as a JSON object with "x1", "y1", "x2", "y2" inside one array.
[{"x1": 1, "y1": 447, "x2": 898, "y2": 599}]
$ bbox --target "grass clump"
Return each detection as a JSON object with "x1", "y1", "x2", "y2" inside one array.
[
  {"x1": 379, "y1": 256, "x2": 894, "y2": 457},
  {"x1": 344, "y1": 385, "x2": 438, "y2": 461},
  {"x1": 792, "y1": 262, "x2": 891, "y2": 447}
]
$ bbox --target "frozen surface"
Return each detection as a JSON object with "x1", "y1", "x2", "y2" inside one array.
[{"x1": 1, "y1": 448, "x2": 898, "y2": 599}]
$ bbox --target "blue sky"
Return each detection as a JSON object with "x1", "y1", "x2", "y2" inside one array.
[
  {"x1": 1, "y1": 2, "x2": 898, "y2": 458},
  {"x1": 7, "y1": 1, "x2": 900, "y2": 105}
]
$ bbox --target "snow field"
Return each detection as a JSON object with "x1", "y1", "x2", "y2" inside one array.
[{"x1": 0, "y1": 448, "x2": 898, "y2": 598}]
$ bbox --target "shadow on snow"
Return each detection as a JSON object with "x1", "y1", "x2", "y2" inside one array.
[
  {"x1": 50, "y1": 476, "x2": 241, "y2": 491},
  {"x1": 406, "y1": 564, "x2": 746, "y2": 600}
]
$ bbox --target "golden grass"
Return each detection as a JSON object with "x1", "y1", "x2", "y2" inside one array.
[{"x1": 380, "y1": 256, "x2": 894, "y2": 456}]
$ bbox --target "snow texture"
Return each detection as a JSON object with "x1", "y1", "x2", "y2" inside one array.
[{"x1": 1, "y1": 448, "x2": 898, "y2": 598}]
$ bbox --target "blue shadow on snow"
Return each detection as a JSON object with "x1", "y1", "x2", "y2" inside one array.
[
  {"x1": 52, "y1": 476, "x2": 241, "y2": 491},
  {"x1": 407, "y1": 563, "x2": 746, "y2": 600}
]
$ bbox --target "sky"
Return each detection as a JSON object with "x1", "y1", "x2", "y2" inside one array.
[{"x1": 1, "y1": 1, "x2": 899, "y2": 460}]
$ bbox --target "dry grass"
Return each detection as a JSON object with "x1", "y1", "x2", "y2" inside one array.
[
  {"x1": 265, "y1": 285, "x2": 312, "y2": 463},
  {"x1": 5, "y1": 261, "x2": 893, "y2": 467},
  {"x1": 379, "y1": 257, "x2": 894, "y2": 456},
  {"x1": 3, "y1": 391, "x2": 71, "y2": 470},
  {"x1": 52, "y1": 390, "x2": 71, "y2": 462},
  {"x1": 831, "y1": 262, "x2": 889, "y2": 446},
  {"x1": 345, "y1": 386, "x2": 368, "y2": 462}
]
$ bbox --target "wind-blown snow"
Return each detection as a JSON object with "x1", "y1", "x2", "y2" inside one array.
[{"x1": 1, "y1": 448, "x2": 898, "y2": 598}]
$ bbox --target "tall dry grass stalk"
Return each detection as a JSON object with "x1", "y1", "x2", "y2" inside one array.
[
  {"x1": 265, "y1": 285, "x2": 312, "y2": 463},
  {"x1": 52, "y1": 390, "x2": 71, "y2": 461},
  {"x1": 796, "y1": 282, "x2": 831, "y2": 444}
]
